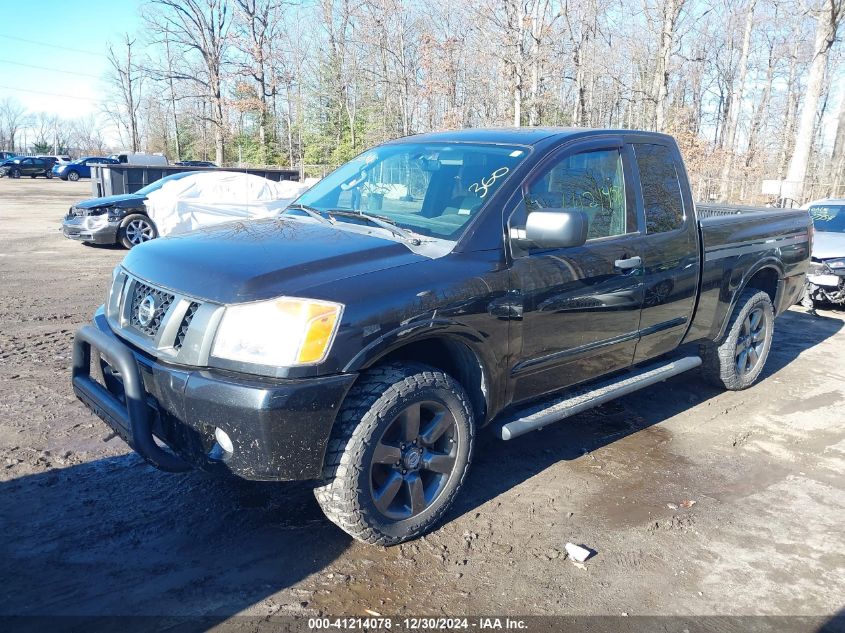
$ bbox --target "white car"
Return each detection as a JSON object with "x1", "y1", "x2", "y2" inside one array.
[
  {"x1": 802, "y1": 198, "x2": 845, "y2": 307},
  {"x1": 109, "y1": 152, "x2": 169, "y2": 166}
]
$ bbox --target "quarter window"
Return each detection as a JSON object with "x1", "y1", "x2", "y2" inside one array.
[
  {"x1": 525, "y1": 148, "x2": 631, "y2": 240},
  {"x1": 635, "y1": 144, "x2": 685, "y2": 233}
]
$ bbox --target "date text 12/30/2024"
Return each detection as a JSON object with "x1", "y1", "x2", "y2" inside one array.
[{"x1": 308, "y1": 618, "x2": 528, "y2": 630}]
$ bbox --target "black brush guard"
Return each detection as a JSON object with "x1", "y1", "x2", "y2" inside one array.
[{"x1": 72, "y1": 325, "x2": 191, "y2": 472}]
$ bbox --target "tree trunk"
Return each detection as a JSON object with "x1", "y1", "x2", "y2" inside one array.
[
  {"x1": 785, "y1": 3, "x2": 842, "y2": 201},
  {"x1": 718, "y1": 0, "x2": 756, "y2": 201},
  {"x1": 651, "y1": 0, "x2": 683, "y2": 131}
]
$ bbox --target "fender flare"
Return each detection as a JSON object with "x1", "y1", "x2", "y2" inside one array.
[
  {"x1": 716, "y1": 257, "x2": 784, "y2": 341},
  {"x1": 343, "y1": 318, "x2": 501, "y2": 421}
]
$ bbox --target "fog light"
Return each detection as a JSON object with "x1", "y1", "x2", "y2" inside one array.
[{"x1": 214, "y1": 427, "x2": 234, "y2": 453}]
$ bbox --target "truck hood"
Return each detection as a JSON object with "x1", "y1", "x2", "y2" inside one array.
[
  {"x1": 813, "y1": 231, "x2": 845, "y2": 260},
  {"x1": 120, "y1": 216, "x2": 430, "y2": 303},
  {"x1": 75, "y1": 193, "x2": 146, "y2": 209}
]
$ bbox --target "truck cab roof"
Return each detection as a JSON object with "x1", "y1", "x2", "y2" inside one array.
[{"x1": 393, "y1": 127, "x2": 676, "y2": 147}]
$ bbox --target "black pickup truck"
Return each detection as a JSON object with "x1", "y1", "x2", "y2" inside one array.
[{"x1": 71, "y1": 128, "x2": 810, "y2": 545}]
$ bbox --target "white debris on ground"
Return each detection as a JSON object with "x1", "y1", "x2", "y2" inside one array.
[{"x1": 564, "y1": 543, "x2": 593, "y2": 563}]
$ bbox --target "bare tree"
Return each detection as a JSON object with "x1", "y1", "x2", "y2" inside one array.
[
  {"x1": 147, "y1": 0, "x2": 232, "y2": 165},
  {"x1": 106, "y1": 34, "x2": 144, "y2": 152},
  {"x1": 784, "y1": 0, "x2": 845, "y2": 201},
  {"x1": 648, "y1": 0, "x2": 685, "y2": 131},
  {"x1": 0, "y1": 97, "x2": 29, "y2": 152},
  {"x1": 718, "y1": 0, "x2": 757, "y2": 200}
]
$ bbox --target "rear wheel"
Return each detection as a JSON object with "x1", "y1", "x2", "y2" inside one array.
[
  {"x1": 46, "y1": 171, "x2": 53, "y2": 179},
  {"x1": 701, "y1": 289, "x2": 774, "y2": 390},
  {"x1": 10, "y1": 168, "x2": 20, "y2": 179},
  {"x1": 118, "y1": 214, "x2": 157, "y2": 248},
  {"x1": 314, "y1": 363, "x2": 474, "y2": 545},
  {"x1": 67, "y1": 170, "x2": 80, "y2": 182}
]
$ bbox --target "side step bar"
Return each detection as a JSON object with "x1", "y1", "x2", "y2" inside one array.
[{"x1": 495, "y1": 355, "x2": 702, "y2": 440}]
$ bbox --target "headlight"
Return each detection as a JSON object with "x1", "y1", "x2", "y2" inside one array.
[
  {"x1": 212, "y1": 297, "x2": 343, "y2": 367},
  {"x1": 83, "y1": 214, "x2": 109, "y2": 230}
]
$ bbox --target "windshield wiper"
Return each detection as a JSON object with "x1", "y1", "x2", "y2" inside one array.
[
  {"x1": 327, "y1": 209, "x2": 422, "y2": 244},
  {"x1": 285, "y1": 204, "x2": 332, "y2": 225}
]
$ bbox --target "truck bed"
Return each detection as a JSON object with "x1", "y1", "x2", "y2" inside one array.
[{"x1": 684, "y1": 205, "x2": 811, "y2": 343}]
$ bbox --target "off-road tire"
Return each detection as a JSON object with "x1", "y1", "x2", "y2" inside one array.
[
  {"x1": 701, "y1": 289, "x2": 774, "y2": 390},
  {"x1": 314, "y1": 362, "x2": 475, "y2": 545},
  {"x1": 118, "y1": 214, "x2": 157, "y2": 249}
]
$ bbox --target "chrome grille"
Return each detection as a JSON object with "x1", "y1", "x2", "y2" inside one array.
[
  {"x1": 174, "y1": 302, "x2": 200, "y2": 350},
  {"x1": 129, "y1": 282, "x2": 175, "y2": 337}
]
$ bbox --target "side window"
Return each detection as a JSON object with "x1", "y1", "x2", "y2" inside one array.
[
  {"x1": 635, "y1": 144, "x2": 685, "y2": 233},
  {"x1": 525, "y1": 148, "x2": 631, "y2": 240}
]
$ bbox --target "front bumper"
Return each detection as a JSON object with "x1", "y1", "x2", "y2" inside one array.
[
  {"x1": 61, "y1": 216, "x2": 119, "y2": 244},
  {"x1": 807, "y1": 271, "x2": 845, "y2": 288},
  {"x1": 72, "y1": 310, "x2": 357, "y2": 480}
]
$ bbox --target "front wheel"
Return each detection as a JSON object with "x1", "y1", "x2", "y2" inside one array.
[
  {"x1": 10, "y1": 168, "x2": 20, "y2": 178},
  {"x1": 46, "y1": 171, "x2": 53, "y2": 179},
  {"x1": 118, "y1": 214, "x2": 157, "y2": 248},
  {"x1": 314, "y1": 363, "x2": 475, "y2": 545},
  {"x1": 701, "y1": 289, "x2": 774, "y2": 390},
  {"x1": 67, "y1": 170, "x2": 80, "y2": 182}
]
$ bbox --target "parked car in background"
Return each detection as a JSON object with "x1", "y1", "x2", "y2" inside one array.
[
  {"x1": 0, "y1": 150, "x2": 18, "y2": 161},
  {"x1": 54, "y1": 156, "x2": 120, "y2": 181},
  {"x1": 61, "y1": 170, "x2": 309, "y2": 248},
  {"x1": 174, "y1": 160, "x2": 217, "y2": 167},
  {"x1": 38, "y1": 154, "x2": 72, "y2": 165},
  {"x1": 802, "y1": 198, "x2": 845, "y2": 308},
  {"x1": 62, "y1": 171, "x2": 198, "y2": 247},
  {"x1": 70, "y1": 128, "x2": 810, "y2": 545},
  {"x1": 109, "y1": 152, "x2": 168, "y2": 166},
  {"x1": 0, "y1": 156, "x2": 54, "y2": 179}
]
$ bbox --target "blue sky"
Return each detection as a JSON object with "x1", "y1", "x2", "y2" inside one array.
[{"x1": 0, "y1": 0, "x2": 144, "y2": 119}]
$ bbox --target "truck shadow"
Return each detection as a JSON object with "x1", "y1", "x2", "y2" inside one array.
[
  {"x1": 0, "y1": 454, "x2": 349, "y2": 622},
  {"x1": 454, "y1": 307, "x2": 843, "y2": 517}
]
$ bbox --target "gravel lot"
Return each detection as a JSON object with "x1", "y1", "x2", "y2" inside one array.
[{"x1": 1, "y1": 178, "x2": 843, "y2": 625}]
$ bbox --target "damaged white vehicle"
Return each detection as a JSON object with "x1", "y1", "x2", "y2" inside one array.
[
  {"x1": 803, "y1": 198, "x2": 845, "y2": 308},
  {"x1": 61, "y1": 171, "x2": 315, "y2": 249}
]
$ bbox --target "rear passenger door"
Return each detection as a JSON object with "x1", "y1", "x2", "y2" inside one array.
[{"x1": 629, "y1": 142, "x2": 700, "y2": 363}]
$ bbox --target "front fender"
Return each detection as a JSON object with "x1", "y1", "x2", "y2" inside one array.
[{"x1": 344, "y1": 317, "x2": 497, "y2": 375}]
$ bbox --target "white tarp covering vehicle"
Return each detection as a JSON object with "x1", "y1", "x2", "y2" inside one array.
[{"x1": 144, "y1": 171, "x2": 314, "y2": 237}]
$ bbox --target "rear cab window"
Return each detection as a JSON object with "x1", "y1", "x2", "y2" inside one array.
[{"x1": 634, "y1": 143, "x2": 686, "y2": 233}]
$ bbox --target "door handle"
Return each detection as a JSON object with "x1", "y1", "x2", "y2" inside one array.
[{"x1": 614, "y1": 255, "x2": 642, "y2": 270}]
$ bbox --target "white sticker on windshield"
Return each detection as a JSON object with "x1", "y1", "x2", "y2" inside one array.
[{"x1": 509, "y1": 150, "x2": 524, "y2": 158}]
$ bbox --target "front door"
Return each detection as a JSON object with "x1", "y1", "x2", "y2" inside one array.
[{"x1": 509, "y1": 142, "x2": 645, "y2": 403}]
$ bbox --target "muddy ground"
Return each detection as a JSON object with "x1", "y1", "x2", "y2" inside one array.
[{"x1": 0, "y1": 178, "x2": 843, "y2": 625}]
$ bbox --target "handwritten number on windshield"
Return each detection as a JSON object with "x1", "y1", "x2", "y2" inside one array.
[{"x1": 469, "y1": 167, "x2": 510, "y2": 199}]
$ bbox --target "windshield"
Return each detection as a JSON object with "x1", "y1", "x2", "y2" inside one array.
[
  {"x1": 809, "y1": 205, "x2": 845, "y2": 233},
  {"x1": 294, "y1": 142, "x2": 529, "y2": 240}
]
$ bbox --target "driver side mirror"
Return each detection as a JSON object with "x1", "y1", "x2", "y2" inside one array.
[{"x1": 516, "y1": 210, "x2": 588, "y2": 249}]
